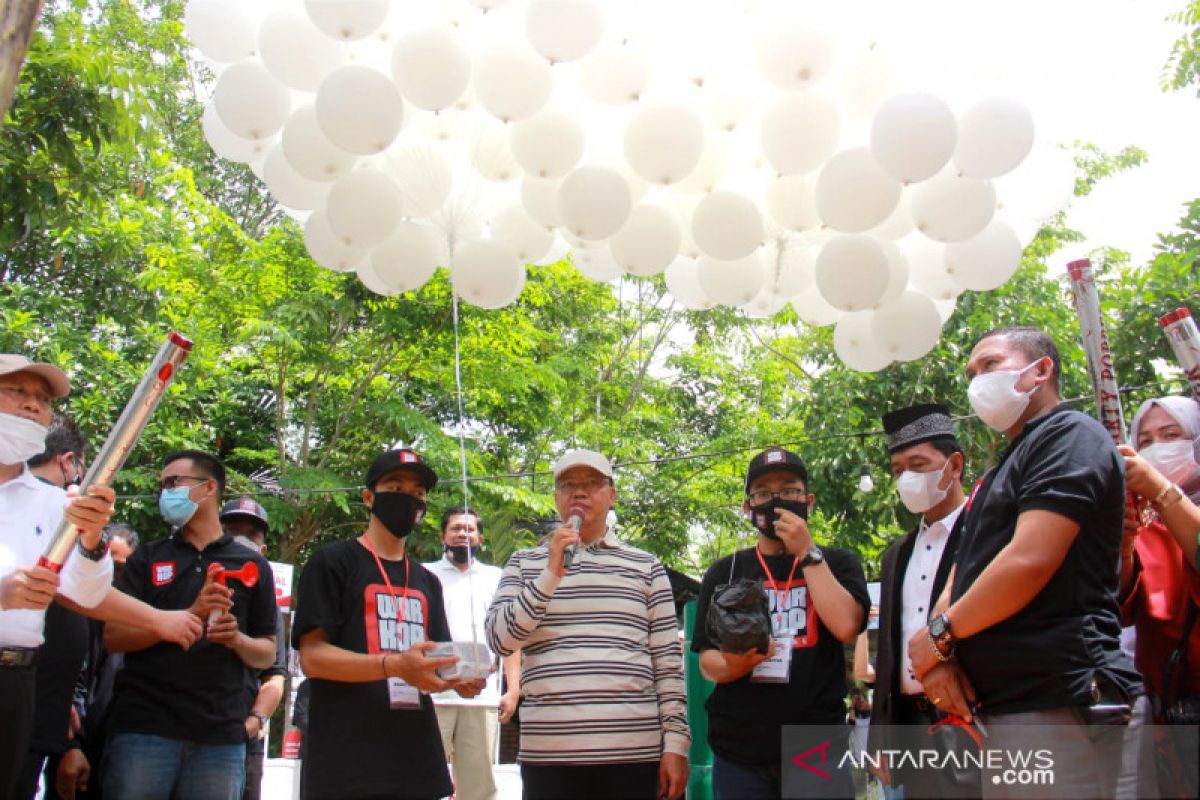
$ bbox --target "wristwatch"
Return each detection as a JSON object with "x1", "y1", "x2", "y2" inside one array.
[
  {"x1": 1152, "y1": 483, "x2": 1184, "y2": 511},
  {"x1": 251, "y1": 711, "x2": 270, "y2": 739},
  {"x1": 76, "y1": 529, "x2": 111, "y2": 562},
  {"x1": 799, "y1": 546, "x2": 824, "y2": 568},
  {"x1": 929, "y1": 611, "x2": 955, "y2": 654}
]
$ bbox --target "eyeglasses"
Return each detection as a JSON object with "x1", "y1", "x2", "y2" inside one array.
[
  {"x1": 746, "y1": 488, "x2": 807, "y2": 505},
  {"x1": 0, "y1": 383, "x2": 52, "y2": 411},
  {"x1": 159, "y1": 475, "x2": 210, "y2": 491},
  {"x1": 554, "y1": 478, "x2": 612, "y2": 493}
]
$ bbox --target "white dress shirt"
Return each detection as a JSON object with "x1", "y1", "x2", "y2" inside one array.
[
  {"x1": 899, "y1": 501, "x2": 964, "y2": 695},
  {"x1": 1, "y1": 466, "x2": 113, "y2": 647},
  {"x1": 424, "y1": 553, "x2": 504, "y2": 706}
]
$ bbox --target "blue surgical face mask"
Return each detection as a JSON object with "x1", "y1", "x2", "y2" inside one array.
[{"x1": 159, "y1": 486, "x2": 199, "y2": 528}]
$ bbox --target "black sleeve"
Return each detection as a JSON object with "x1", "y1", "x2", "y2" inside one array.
[
  {"x1": 1018, "y1": 414, "x2": 1122, "y2": 526},
  {"x1": 292, "y1": 547, "x2": 345, "y2": 647},
  {"x1": 425, "y1": 575, "x2": 451, "y2": 643},
  {"x1": 691, "y1": 556, "x2": 727, "y2": 653},
  {"x1": 293, "y1": 680, "x2": 310, "y2": 732},
  {"x1": 260, "y1": 608, "x2": 288, "y2": 680},
  {"x1": 246, "y1": 558, "x2": 278, "y2": 638},
  {"x1": 826, "y1": 548, "x2": 871, "y2": 635},
  {"x1": 115, "y1": 540, "x2": 149, "y2": 600}
]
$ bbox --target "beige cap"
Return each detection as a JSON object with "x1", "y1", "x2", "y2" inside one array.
[
  {"x1": 0, "y1": 354, "x2": 70, "y2": 398},
  {"x1": 552, "y1": 449, "x2": 614, "y2": 480}
]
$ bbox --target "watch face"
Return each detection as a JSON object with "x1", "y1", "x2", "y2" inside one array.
[
  {"x1": 807, "y1": 546, "x2": 824, "y2": 563},
  {"x1": 930, "y1": 614, "x2": 948, "y2": 638}
]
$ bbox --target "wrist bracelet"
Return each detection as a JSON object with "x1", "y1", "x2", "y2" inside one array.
[
  {"x1": 381, "y1": 653, "x2": 389, "y2": 679},
  {"x1": 76, "y1": 538, "x2": 109, "y2": 562},
  {"x1": 1152, "y1": 483, "x2": 1183, "y2": 510},
  {"x1": 927, "y1": 631, "x2": 953, "y2": 663}
]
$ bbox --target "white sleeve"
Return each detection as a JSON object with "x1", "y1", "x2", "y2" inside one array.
[{"x1": 58, "y1": 547, "x2": 113, "y2": 608}]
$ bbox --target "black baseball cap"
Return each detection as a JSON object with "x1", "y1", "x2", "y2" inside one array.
[
  {"x1": 219, "y1": 497, "x2": 269, "y2": 529},
  {"x1": 745, "y1": 447, "x2": 808, "y2": 493},
  {"x1": 365, "y1": 448, "x2": 438, "y2": 491}
]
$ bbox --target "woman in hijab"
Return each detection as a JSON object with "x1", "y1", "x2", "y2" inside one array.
[{"x1": 1118, "y1": 395, "x2": 1200, "y2": 796}]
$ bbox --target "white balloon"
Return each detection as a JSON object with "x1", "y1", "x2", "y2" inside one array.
[
  {"x1": 911, "y1": 172, "x2": 996, "y2": 243},
  {"x1": 954, "y1": 97, "x2": 1035, "y2": 179},
  {"x1": 815, "y1": 147, "x2": 902, "y2": 233},
  {"x1": 743, "y1": 283, "x2": 791, "y2": 318},
  {"x1": 258, "y1": 9, "x2": 348, "y2": 91},
  {"x1": 557, "y1": 166, "x2": 632, "y2": 240},
  {"x1": 370, "y1": 221, "x2": 441, "y2": 292},
  {"x1": 262, "y1": 146, "x2": 329, "y2": 210},
  {"x1": 304, "y1": 210, "x2": 366, "y2": 271},
  {"x1": 870, "y1": 93, "x2": 956, "y2": 184},
  {"x1": 325, "y1": 168, "x2": 404, "y2": 248},
  {"x1": 511, "y1": 111, "x2": 585, "y2": 179},
  {"x1": 868, "y1": 191, "x2": 915, "y2": 240},
  {"x1": 841, "y1": 47, "x2": 898, "y2": 122},
  {"x1": 765, "y1": 176, "x2": 820, "y2": 231},
  {"x1": 304, "y1": 0, "x2": 388, "y2": 41},
  {"x1": 771, "y1": 244, "x2": 817, "y2": 297},
  {"x1": 382, "y1": 144, "x2": 451, "y2": 217},
  {"x1": 202, "y1": 102, "x2": 273, "y2": 164},
  {"x1": 391, "y1": 27, "x2": 470, "y2": 111},
  {"x1": 697, "y1": 253, "x2": 765, "y2": 307},
  {"x1": 522, "y1": 177, "x2": 563, "y2": 228},
  {"x1": 185, "y1": 0, "x2": 255, "y2": 63},
  {"x1": 622, "y1": 104, "x2": 705, "y2": 186},
  {"x1": 815, "y1": 235, "x2": 891, "y2": 311},
  {"x1": 525, "y1": 0, "x2": 604, "y2": 64},
  {"x1": 934, "y1": 297, "x2": 958, "y2": 323},
  {"x1": 692, "y1": 192, "x2": 763, "y2": 261},
  {"x1": 213, "y1": 61, "x2": 291, "y2": 141},
  {"x1": 471, "y1": 120, "x2": 520, "y2": 183},
  {"x1": 707, "y1": 82, "x2": 751, "y2": 133},
  {"x1": 315, "y1": 66, "x2": 404, "y2": 155},
  {"x1": 573, "y1": 247, "x2": 623, "y2": 282},
  {"x1": 281, "y1": 106, "x2": 357, "y2": 182},
  {"x1": 760, "y1": 92, "x2": 840, "y2": 176},
  {"x1": 356, "y1": 260, "x2": 400, "y2": 296},
  {"x1": 871, "y1": 291, "x2": 942, "y2": 362},
  {"x1": 834, "y1": 312, "x2": 891, "y2": 372},
  {"x1": 792, "y1": 287, "x2": 844, "y2": 327},
  {"x1": 491, "y1": 205, "x2": 553, "y2": 263},
  {"x1": 610, "y1": 204, "x2": 681, "y2": 276},
  {"x1": 944, "y1": 219, "x2": 1023, "y2": 291},
  {"x1": 474, "y1": 47, "x2": 553, "y2": 122},
  {"x1": 994, "y1": 143, "x2": 1076, "y2": 222},
  {"x1": 676, "y1": 137, "x2": 729, "y2": 194},
  {"x1": 451, "y1": 239, "x2": 526, "y2": 309},
  {"x1": 901, "y1": 233, "x2": 961, "y2": 301},
  {"x1": 578, "y1": 46, "x2": 649, "y2": 105},
  {"x1": 758, "y1": 23, "x2": 832, "y2": 91},
  {"x1": 877, "y1": 240, "x2": 910, "y2": 307},
  {"x1": 664, "y1": 257, "x2": 715, "y2": 310}
]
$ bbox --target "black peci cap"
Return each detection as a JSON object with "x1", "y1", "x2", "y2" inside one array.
[
  {"x1": 881, "y1": 403, "x2": 957, "y2": 454},
  {"x1": 745, "y1": 447, "x2": 808, "y2": 493},
  {"x1": 365, "y1": 449, "x2": 438, "y2": 491}
]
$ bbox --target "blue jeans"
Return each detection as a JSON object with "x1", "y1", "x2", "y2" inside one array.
[
  {"x1": 103, "y1": 732, "x2": 246, "y2": 800},
  {"x1": 712, "y1": 753, "x2": 780, "y2": 800}
]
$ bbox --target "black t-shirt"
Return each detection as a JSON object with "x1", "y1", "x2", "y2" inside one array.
[
  {"x1": 692, "y1": 545, "x2": 870, "y2": 765},
  {"x1": 951, "y1": 406, "x2": 1142, "y2": 714},
  {"x1": 109, "y1": 532, "x2": 277, "y2": 744},
  {"x1": 31, "y1": 601, "x2": 90, "y2": 753},
  {"x1": 291, "y1": 538, "x2": 453, "y2": 800}
]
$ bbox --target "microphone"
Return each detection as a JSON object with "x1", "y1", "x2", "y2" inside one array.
[{"x1": 562, "y1": 508, "x2": 584, "y2": 570}]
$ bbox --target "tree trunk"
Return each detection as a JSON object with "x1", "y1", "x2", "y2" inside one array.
[{"x1": 0, "y1": 0, "x2": 44, "y2": 125}]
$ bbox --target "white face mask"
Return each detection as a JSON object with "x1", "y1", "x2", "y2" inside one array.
[
  {"x1": 968, "y1": 361, "x2": 1042, "y2": 433},
  {"x1": 1139, "y1": 439, "x2": 1200, "y2": 486},
  {"x1": 896, "y1": 460, "x2": 952, "y2": 514},
  {"x1": 0, "y1": 412, "x2": 49, "y2": 466}
]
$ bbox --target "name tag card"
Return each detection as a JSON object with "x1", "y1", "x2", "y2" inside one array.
[
  {"x1": 751, "y1": 637, "x2": 793, "y2": 683},
  {"x1": 387, "y1": 676, "x2": 421, "y2": 710}
]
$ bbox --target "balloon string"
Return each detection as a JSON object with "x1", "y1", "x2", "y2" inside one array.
[{"x1": 449, "y1": 239, "x2": 480, "y2": 654}]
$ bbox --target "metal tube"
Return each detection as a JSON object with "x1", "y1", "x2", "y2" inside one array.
[
  {"x1": 1159, "y1": 307, "x2": 1200, "y2": 400},
  {"x1": 38, "y1": 332, "x2": 193, "y2": 572},
  {"x1": 1066, "y1": 259, "x2": 1126, "y2": 445}
]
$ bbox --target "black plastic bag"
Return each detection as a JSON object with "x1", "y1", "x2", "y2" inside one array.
[{"x1": 706, "y1": 579, "x2": 771, "y2": 654}]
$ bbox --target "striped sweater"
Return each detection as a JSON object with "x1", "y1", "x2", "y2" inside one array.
[{"x1": 485, "y1": 534, "x2": 690, "y2": 765}]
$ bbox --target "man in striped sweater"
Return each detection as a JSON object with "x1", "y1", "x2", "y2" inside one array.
[{"x1": 485, "y1": 449, "x2": 690, "y2": 800}]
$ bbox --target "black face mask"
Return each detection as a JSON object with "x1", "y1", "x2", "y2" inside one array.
[
  {"x1": 445, "y1": 544, "x2": 479, "y2": 565},
  {"x1": 370, "y1": 491, "x2": 426, "y2": 540},
  {"x1": 748, "y1": 497, "x2": 808, "y2": 540}
]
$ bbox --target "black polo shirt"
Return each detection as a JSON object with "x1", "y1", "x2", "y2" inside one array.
[
  {"x1": 108, "y1": 532, "x2": 277, "y2": 744},
  {"x1": 951, "y1": 406, "x2": 1142, "y2": 714}
]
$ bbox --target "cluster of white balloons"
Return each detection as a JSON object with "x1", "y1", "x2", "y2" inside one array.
[{"x1": 189, "y1": 0, "x2": 1076, "y2": 371}]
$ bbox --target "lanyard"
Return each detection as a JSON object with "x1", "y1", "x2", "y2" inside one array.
[
  {"x1": 361, "y1": 535, "x2": 409, "y2": 624},
  {"x1": 754, "y1": 545, "x2": 801, "y2": 611}
]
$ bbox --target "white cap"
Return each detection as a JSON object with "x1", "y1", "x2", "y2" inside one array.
[{"x1": 552, "y1": 449, "x2": 614, "y2": 480}]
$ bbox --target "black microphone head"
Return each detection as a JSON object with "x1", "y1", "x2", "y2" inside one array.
[{"x1": 567, "y1": 507, "x2": 585, "y2": 530}]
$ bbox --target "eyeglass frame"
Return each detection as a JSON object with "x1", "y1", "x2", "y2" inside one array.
[
  {"x1": 745, "y1": 487, "x2": 809, "y2": 505},
  {"x1": 553, "y1": 477, "x2": 614, "y2": 494},
  {"x1": 158, "y1": 474, "x2": 212, "y2": 492}
]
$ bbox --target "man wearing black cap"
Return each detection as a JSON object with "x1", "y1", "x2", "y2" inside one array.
[
  {"x1": 867, "y1": 403, "x2": 975, "y2": 797},
  {"x1": 292, "y1": 449, "x2": 482, "y2": 800},
  {"x1": 691, "y1": 447, "x2": 869, "y2": 799},
  {"x1": 221, "y1": 498, "x2": 288, "y2": 800}
]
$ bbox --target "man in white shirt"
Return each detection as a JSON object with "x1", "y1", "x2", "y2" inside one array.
[
  {"x1": 425, "y1": 505, "x2": 520, "y2": 800},
  {"x1": 0, "y1": 354, "x2": 116, "y2": 796},
  {"x1": 866, "y1": 402, "x2": 975, "y2": 797}
]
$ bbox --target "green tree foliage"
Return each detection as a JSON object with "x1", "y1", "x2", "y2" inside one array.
[{"x1": 1164, "y1": 0, "x2": 1200, "y2": 93}]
